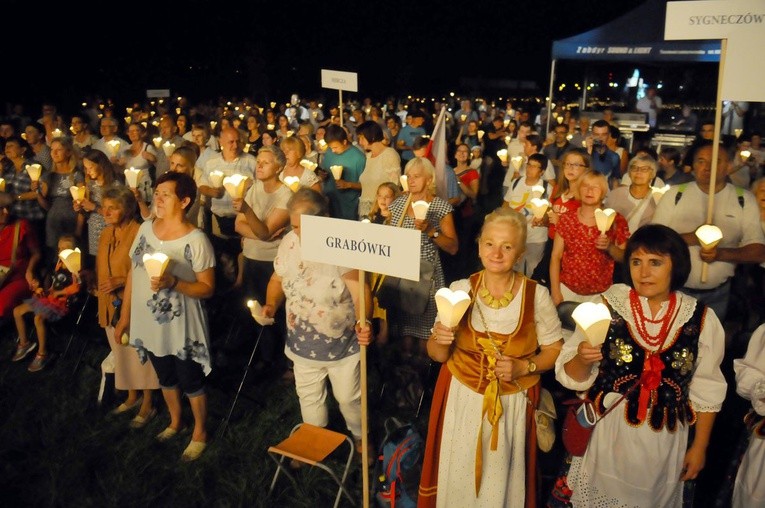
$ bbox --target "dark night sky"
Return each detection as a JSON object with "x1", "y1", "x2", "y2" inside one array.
[{"x1": 7, "y1": 0, "x2": 667, "y2": 110}]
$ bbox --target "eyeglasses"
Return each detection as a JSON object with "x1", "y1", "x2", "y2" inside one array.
[
  {"x1": 630, "y1": 165, "x2": 652, "y2": 173},
  {"x1": 564, "y1": 162, "x2": 586, "y2": 168}
]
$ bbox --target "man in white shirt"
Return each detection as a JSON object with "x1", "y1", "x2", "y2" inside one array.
[
  {"x1": 652, "y1": 142, "x2": 765, "y2": 321},
  {"x1": 199, "y1": 127, "x2": 256, "y2": 272},
  {"x1": 92, "y1": 117, "x2": 129, "y2": 165}
]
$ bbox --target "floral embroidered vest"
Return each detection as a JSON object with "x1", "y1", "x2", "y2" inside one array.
[{"x1": 587, "y1": 302, "x2": 706, "y2": 431}]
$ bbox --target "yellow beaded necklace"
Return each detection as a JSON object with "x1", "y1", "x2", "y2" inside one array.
[{"x1": 477, "y1": 270, "x2": 516, "y2": 309}]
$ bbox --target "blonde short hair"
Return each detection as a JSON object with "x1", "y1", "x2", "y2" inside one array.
[
  {"x1": 404, "y1": 157, "x2": 436, "y2": 195},
  {"x1": 479, "y1": 207, "x2": 527, "y2": 253}
]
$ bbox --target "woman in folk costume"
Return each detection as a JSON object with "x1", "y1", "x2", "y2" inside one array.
[
  {"x1": 419, "y1": 207, "x2": 563, "y2": 507},
  {"x1": 550, "y1": 224, "x2": 726, "y2": 507}
]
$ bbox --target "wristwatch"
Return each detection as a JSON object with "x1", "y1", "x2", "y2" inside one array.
[{"x1": 527, "y1": 359, "x2": 537, "y2": 374}]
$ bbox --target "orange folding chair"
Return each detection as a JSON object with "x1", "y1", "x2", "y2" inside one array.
[{"x1": 267, "y1": 423, "x2": 356, "y2": 507}]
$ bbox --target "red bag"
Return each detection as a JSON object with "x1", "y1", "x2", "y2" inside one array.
[{"x1": 561, "y1": 399, "x2": 595, "y2": 456}]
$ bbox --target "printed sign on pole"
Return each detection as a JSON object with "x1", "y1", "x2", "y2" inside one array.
[
  {"x1": 300, "y1": 215, "x2": 420, "y2": 280},
  {"x1": 665, "y1": 0, "x2": 765, "y2": 101},
  {"x1": 320, "y1": 69, "x2": 359, "y2": 93}
]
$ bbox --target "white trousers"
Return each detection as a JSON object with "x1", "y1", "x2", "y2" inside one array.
[{"x1": 292, "y1": 354, "x2": 362, "y2": 438}]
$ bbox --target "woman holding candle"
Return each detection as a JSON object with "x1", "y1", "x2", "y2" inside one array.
[
  {"x1": 530, "y1": 149, "x2": 588, "y2": 287},
  {"x1": 114, "y1": 171, "x2": 215, "y2": 462},
  {"x1": 278, "y1": 136, "x2": 321, "y2": 193},
  {"x1": 550, "y1": 170, "x2": 629, "y2": 305},
  {"x1": 604, "y1": 154, "x2": 659, "y2": 234},
  {"x1": 96, "y1": 185, "x2": 159, "y2": 426},
  {"x1": 356, "y1": 120, "x2": 401, "y2": 218},
  {"x1": 120, "y1": 122, "x2": 158, "y2": 178},
  {"x1": 74, "y1": 150, "x2": 121, "y2": 268},
  {"x1": 550, "y1": 224, "x2": 726, "y2": 507},
  {"x1": 387, "y1": 157, "x2": 458, "y2": 361},
  {"x1": 42, "y1": 137, "x2": 85, "y2": 268},
  {"x1": 419, "y1": 207, "x2": 563, "y2": 508},
  {"x1": 275, "y1": 114, "x2": 293, "y2": 141},
  {"x1": 2, "y1": 136, "x2": 47, "y2": 251}
]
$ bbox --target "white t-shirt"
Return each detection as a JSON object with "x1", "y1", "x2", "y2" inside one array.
[{"x1": 652, "y1": 182, "x2": 765, "y2": 289}]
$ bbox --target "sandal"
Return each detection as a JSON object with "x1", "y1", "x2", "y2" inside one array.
[
  {"x1": 156, "y1": 426, "x2": 184, "y2": 442},
  {"x1": 181, "y1": 440, "x2": 207, "y2": 462},
  {"x1": 12, "y1": 342, "x2": 37, "y2": 362},
  {"x1": 110, "y1": 396, "x2": 144, "y2": 415},
  {"x1": 129, "y1": 408, "x2": 157, "y2": 429}
]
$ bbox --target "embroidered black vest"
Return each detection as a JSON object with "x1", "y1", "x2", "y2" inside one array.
[{"x1": 587, "y1": 302, "x2": 706, "y2": 432}]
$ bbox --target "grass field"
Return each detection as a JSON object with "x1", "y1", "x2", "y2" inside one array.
[{"x1": 0, "y1": 294, "x2": 755, "y2": 508}]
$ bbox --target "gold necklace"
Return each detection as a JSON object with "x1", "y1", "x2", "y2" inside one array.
[{"x1": 477, "y1": 270, "x2": 516, "y2": 309}]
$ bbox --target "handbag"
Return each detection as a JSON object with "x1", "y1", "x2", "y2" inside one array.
[
  {"x1": 0, "y1": 222, "x2": 21, "y2": 288},
  {"x1": 375, "y1": 259, "x2": 434, "y2": 315},
  {"x1": 562, "y1": 381, "x2": 641, "y2": 456},
  {"x1": 373, "y1": 198, "x2": 435, "y2": 314}
]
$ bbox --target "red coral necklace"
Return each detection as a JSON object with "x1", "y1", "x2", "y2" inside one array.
[{"x1": 629, "y1": 289, "x2": 677, "y2": 348}]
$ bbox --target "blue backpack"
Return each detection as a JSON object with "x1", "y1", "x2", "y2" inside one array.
[{"x1": 374, "y1": 418, "x2": 424, "y2": 508}]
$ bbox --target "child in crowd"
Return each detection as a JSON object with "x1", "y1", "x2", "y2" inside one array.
[
  {"x1": 368, "y1": 182, "x2": 401, "y2": 345},
  {"x1": 11, "y1": 235, "x2": 82, "y2": 372},
  {"x1": 367, "y1": 182, "x2": 400, "y2": 225},
  {"x1": 469, "y1": 145, "x2": 483, "y2": 171}
]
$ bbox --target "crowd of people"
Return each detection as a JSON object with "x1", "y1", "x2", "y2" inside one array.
[{"x1": 1, "y1": 95, "x2": 764, "y2": 505}]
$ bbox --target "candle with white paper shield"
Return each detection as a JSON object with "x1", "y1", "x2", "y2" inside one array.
[
  {"x1": 284, "y1": 176, "x2": 301, "y2": 192},
  {"x1": 594, "y1": 208, "x2": 616, "y2": 234},
  {"x1": 651, "y1": 184, "x2": 670, "y2": 205},
  {"x1": 695, "y1": 224, "x2": 723, "y2": 250},
  {"x1": 317, "y1": 139, "x2": 327, "y2": 151},
  {"x1": 247, "y1": 300, "x2": 275, "y2": 326},
  {"x1": 477, "y1": 130, "x2": 485, "y2": 141},
  {"x1": 124, "y1": 168, "x2": 141, "y2": 188},
  {"x1": 152, "y1": 136, "x2": 162, "y2": 148},
  {"x1": 223, "y1": 174, "x2": 249, "y2": 198},
  {"x1": 107, "y1": 140, "x2": 121, "y2": 156},
  {"x1": 411, "y1": 200, "x2": 430, "y2": 220},
  {"x1": 0, "y1": 178, "x2": 5, "y2": 192},
  {"x1": 209, "y1": 170, "x2": 224, "y2": 188},
  {"x1": 330, "y1": 165, "x2": 344, "y2": 180},
  {"x1": 511, "y1": 156, "x2": 524, "y2": 171},
  {"x1": 740, "y1": 150, "x2": 751, "y2": 160},
  {"x1": 26, "y1": 164, "x2": 42, "y2": 181},
  {"x1": 52, "y1": 128, "x2": 63, "y2": 138},
  {"x1": 496, "y1": 149, "x2": 508, "y2": 163},
  {"x1": 162, "y1": 141, "x2": 176, "y2": 157},
  {"x1": 399, "y1": 175, "x2": 408, "y2": 191},
  {"x1": 572, "y1": 302, "x2": 611, "y2": 347},
  {"x1": 143, "y1": 252, "x2": 170, "y2": 281},
  {"x1": 70, "y1": 186, "x2": 86, "y2": 202},
  {"x1": 531, "y1": 185, "x2": 545, "y2": 199},
  {"x1": 59, "y1": 248, "x2": 82, "y2": 274},
  {"x1": 529, "y1": 198, "x2": 550, "y2": 219},
  {"x1": 434, "y1": 288, "x2": 471, "y2": 328},
  {"x1": 300, "y1": 159, "x2": 318, "y2": 171}
]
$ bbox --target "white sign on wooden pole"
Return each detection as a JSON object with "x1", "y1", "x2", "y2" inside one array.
[
  {"x1": 320, "y1": 69, "x2": 359, "y2": 92},
  {"x1": 300, "y1": 215, "x2": 421, "y2": 280},
  {"x1": 665, "y1": 0, "x2": 765, "y2": 101}
]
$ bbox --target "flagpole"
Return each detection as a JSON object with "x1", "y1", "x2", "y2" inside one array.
[{"x1": 339, "y1": 89, "x2": 344, "y2": 128}]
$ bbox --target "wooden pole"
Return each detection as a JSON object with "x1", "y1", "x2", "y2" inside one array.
[
  {"x1": 339, "y1": 90, "x2": 344, "y2": 128},
  {"x1": 357, "y1": 269, "x2": 369, "y2": 508},
  {"x1": 701, "y1": 38, "x2": 727, "y2": 283}
]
